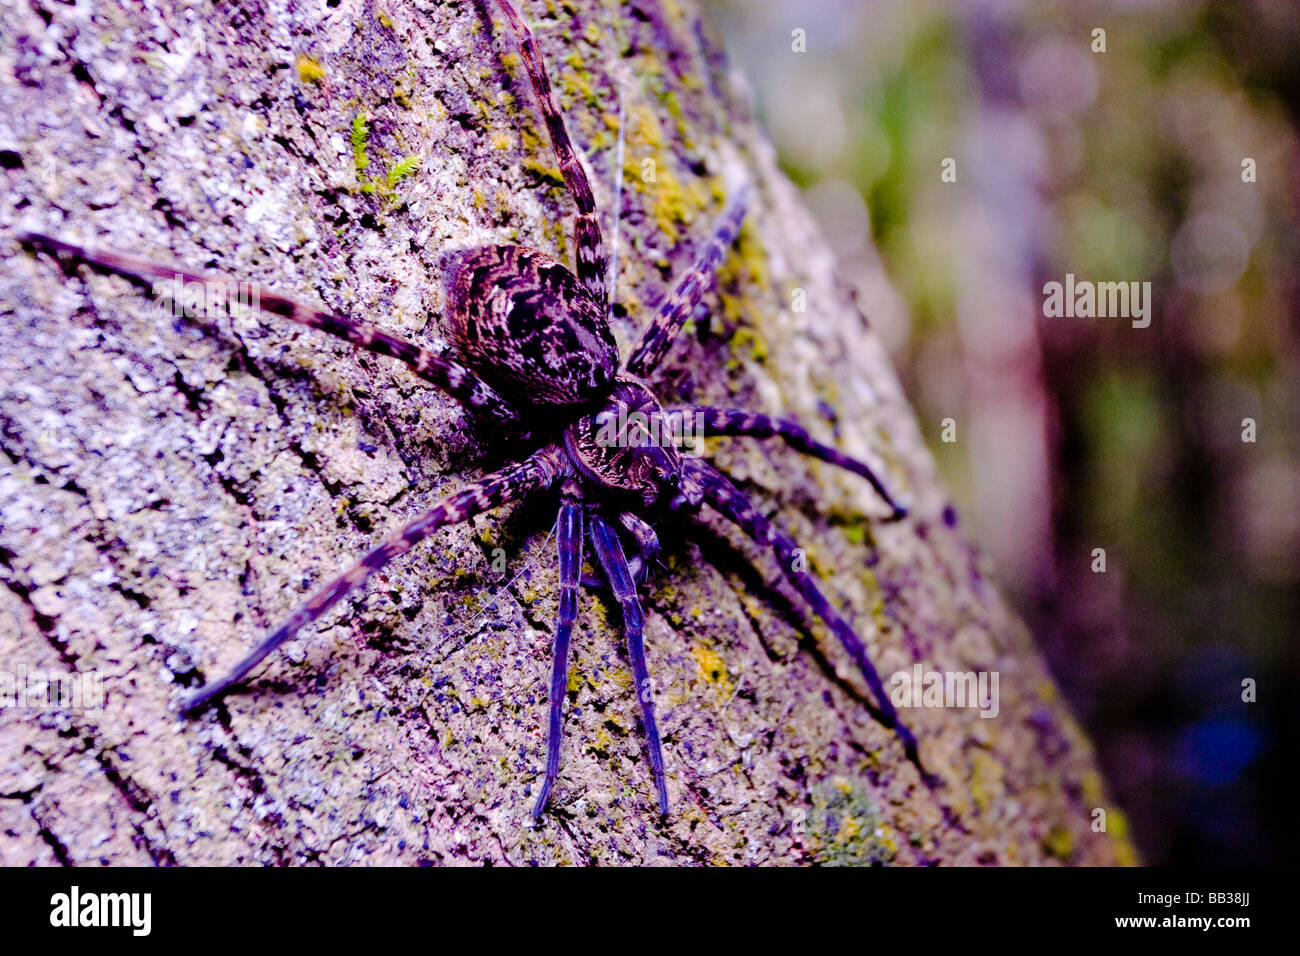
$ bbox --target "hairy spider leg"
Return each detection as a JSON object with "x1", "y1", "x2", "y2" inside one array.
[
  {"x1": 20, "y1": 232, "x2": 528, "y2": 435},
  {"x1": 666, "y1": 406, "x2": 908, "y2": 520},
  {"x1": 624, "y1": 187, "x2": 750, "y2": 378},
  {"x1": 616, "y1": 511, "x2": 661, "y2": 582},
  {"x1": 181, "y1": 445, "x2": 566, "y2": 715},
  {"x1": 590, "y1": 513, "x2": 669, "y2": 815},
  {"x1": 578, "y1": 510, "x2": 659, "y2": 588},
  {"x1": 533, "y1": 481, "x2": 584, "y2": 817},
  {"x1": 492, "y1": 0, "x2": 607, "y2": 305},
  {"x1": 679, "y1": 457, "x2": 926, "y2": 776}
]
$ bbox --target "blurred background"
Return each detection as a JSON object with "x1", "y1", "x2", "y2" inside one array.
[{"x1": 704, "y1": 0, "x2": 1299, "y2": 865}]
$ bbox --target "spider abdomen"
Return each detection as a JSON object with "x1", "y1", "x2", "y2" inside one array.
[{"x1": 443, "y1": 245, "x2": 617, "y2": 408}]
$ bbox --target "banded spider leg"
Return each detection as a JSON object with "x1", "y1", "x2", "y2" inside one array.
[
  {"x1": 491, "y1": 0, "x2": 608, "y2": 305},
  {"x1": 181, "y1": 445, "x2": 566, "y2": 715},
  {"x1": 670, "y1": 457, "x2": 927, "y2": 779},
  {"x1": 18, "y1": 231, "x2": 530, "y2": 437}
]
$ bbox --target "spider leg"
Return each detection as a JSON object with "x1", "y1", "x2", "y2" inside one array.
[
  {"x1": 181, "y1": 445, "x2": 565, "y2": 715},
  {"x1": 492, "y1": 0, "x2": 607, "y2": 305},
  {"x1": 19, "y1": 232, "x2": 528, "y2": 436},
  {"x1": 578, "y1": 512, "x2": 658, "y2": 587},
  {"x1": 666, "y1": 406, "x2": 908, "y2": 520},
  {"x1": 533, "y1": 479, "x2": 583, "y2": 818},
  {"x1": 676, "y1": 457, "x2": 925, "y2": 774},
  {"x1": 624, "y1": 188, "x2": 750, "y2": 379},
  {"x1": 589, "y1": 513, "x2": 669, "y2": 815},
  {"x1": 617, "y1": 512, "x2": 661, "y2": 582}
]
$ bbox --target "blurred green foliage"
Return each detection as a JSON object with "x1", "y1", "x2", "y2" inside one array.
[{"x1": 706, "y1": 0, "x2": 1298, "y2": 864}]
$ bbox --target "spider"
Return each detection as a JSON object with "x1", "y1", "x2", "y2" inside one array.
[{"x1": 19, "y1": 0, "x2": 923, "y2": 819}]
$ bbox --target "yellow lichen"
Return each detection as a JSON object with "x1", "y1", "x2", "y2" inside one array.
[
  {"x1": 1108, "y1": 809, "x2": 1140, "y2": 866},
  {"x1": 295, "y1": 54, "x2": 326, "y2": 86},
  {"x1": 690, "y1": 646, "x2": 730, "y2": 689},
  {"x1": 1044, "y1": 824, "x2": 1073, "y2": 860},
  {"x1": 1081, "y1": 769, "x2": 1104, "y2": 805},
  {"x1": 730, "y1": 326, "x2": 769, "y2": 365}
]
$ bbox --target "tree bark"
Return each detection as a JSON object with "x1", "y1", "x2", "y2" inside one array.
[{"x1": 0, "y1": 0, "x2": 1134, "y2": 865}]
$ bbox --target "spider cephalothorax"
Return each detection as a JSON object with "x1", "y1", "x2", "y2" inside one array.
[
  {"x1": 567, "y1": 379, "x2": 683, "y2": 509},
  {"x1": 20, "y1": 0, "x2": 923, "y2": 820}
]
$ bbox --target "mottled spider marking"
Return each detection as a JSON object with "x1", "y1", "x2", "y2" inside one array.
[
  {"x1": 181, "y1": 444, "x2": 566, "y2": 715},
  {"x1": 18, "y1": 231, "x2": 529, "y2": 435},
  {"x1": 492, "y1": 0, "x2": 607, "y2": 304},
  {"x1": 443, "y1": 244, "x2": 617, "y2": 407},
  {"x1": 625, "y1": 187, "x2": 750, "y2": 379}
]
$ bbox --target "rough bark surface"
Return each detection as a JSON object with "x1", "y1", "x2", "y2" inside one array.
[{"x1": 0, "y1": 0, "x2": 1135, "y2": 865}]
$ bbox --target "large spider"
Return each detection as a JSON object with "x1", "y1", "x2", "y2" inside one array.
[{"x1": 20, "y1": 0, "x2": 922, "y2": 818}]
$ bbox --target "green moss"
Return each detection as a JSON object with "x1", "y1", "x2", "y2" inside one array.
[
  {"x1": 522, "y1": 156, "x2": 566, "y2": 188},
  {"x1": 590, "y1": 726, "x2": 612, "y2": 758},
  {"x1": 386, "y1": 155, "x2": 421, "y2": 188},
  {"x1": 391, "y1": 74, "x2": 415, "y2": 111},
  {"x1": 349, "y1": 112, "x2": 422, "y2": 201},
  {"x1": 1080, "y1": 769, "x2": 1103, "y2": 803},
  {"x1": 351, "y1": 112, "x2": 371, "y2": 176},
  {"x1": 616, "y1": 97, "x2": 713, "y2": 240},
  {"x1": 809, "y1": 778, "x2": 897, "y2": 865}
]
